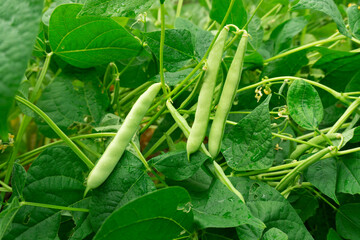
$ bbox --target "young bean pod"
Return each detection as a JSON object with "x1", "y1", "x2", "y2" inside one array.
[
  {"x1": 85, "y1": 83, "x2": 162, "y2": 194},
  {"x1": 186, "y1": 27, "x2": 229, "y2": 157},
  {"x1": 208, "y1": 31, "x2": 248, "y2": 158}
]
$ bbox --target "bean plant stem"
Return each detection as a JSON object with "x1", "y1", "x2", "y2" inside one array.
[
  {"x1": 327, "y1": 97, "x2": 360, "y2": 135},
  {"x1": 30, "y1": 52, "x2": 53, "y2": 102},
  {"x1": 21, "y1": 201, "x2": 89, "y2": 212},
  {"x1": 264, "y1": 35, "x2": 346, "y2": 63},
  {"x1": 176, "y1": 0, "x2": 183, "y2": 17},
  {"x1": 243, "y1": 0, "x2": 264, "y2": 29},
  {"x1": 159, "y1": 3, "x2": 168, "y2": 95},
  {"x1": 276, "y1": 147, "x2": 334, "y2": 192},
  {"x1": 15, "y1": 96, "x2": 94, "y2": 169}
]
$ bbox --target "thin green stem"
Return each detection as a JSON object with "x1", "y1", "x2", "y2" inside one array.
[
  {"x1": 130, "y1": 141, "x2": 151, "y2": 172},
  {"x1": 297, "y1": 123, "x2": 350, "y2": 140},
  {"x1": 15, "y1": 96, "x2": 94, "y2": 169},
  {"x1": 30, "y1": 52, "x2": 53, "y2": 102},
  {"x1": 176, "y1": 0, "x2": 183, "y2": 17},
  {"x1": 264, "y1": 35, "x2": 346, "y2": 63},
  {"x1": 243, "y1": 0, "x2": 264, "y2": 29},
  {"x1": 261, "y1": 3, "x2": 282, "y2": 20},
  {"x1": 272, "y1": 132, "x2": 325, "y2": 149},
  {"x1": 21, "y1": 201, "x2": 89, "y2": 212},
  {"x1": 0, "y1": 187, "x2": 12, "y2": 193},
  {"x1": 276, "y1": 147, "x2": 334, "y2": 192},
  {"x1": 0, "y1": 180, "x2": 12, "y2": 191},
  {"x1": 159, "y1": 3, "x2": 168, "y2": 95},
  {"x1": 75, "y1": 140, "x2": 101, "y2": 159},
  {"x1": 327, "y1": 98, "x2": 360, "y2": 135}
]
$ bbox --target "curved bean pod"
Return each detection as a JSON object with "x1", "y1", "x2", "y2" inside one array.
[
  {"x1": 85, "y1": 83, "x2": 162, "y2": 193},
  {"x1": 209, "y1": 31, "x2": 248, "y2": 158},
  {"x1": 186, "y1": 27, "x2": 229, "y2": 157}
]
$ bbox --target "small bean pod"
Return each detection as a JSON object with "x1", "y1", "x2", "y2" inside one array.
[
  {"x1": 208, "y1": 31, "x2": 248, "y2": 158},
  {"x1": 186, "y1": 27, "x2": 229, "y2": 157},
  {"x1": 85, "y1": 83, "x2": 162, "y2": 193}
]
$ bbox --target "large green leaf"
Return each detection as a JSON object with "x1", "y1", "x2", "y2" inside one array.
[
  {"x1": 347, "y1": 4, "x2": 360, "y2": 40},
  {"x1": 89, "y1": 151, "x2": 156, "y2": 231},
  {"x1": 337, "y1": 152, "x2": 360, "y2": 195},
  {"x1": 287, "y1": 79, "x2": 324, "y2": 130},
  {"x1": 49, "y1": 4, "x2": 142, "y2": 68},
  {"x1": 93, "y1": 187, "x2": 194, "y2": 240},
  {"x1": 291, "y1": 0, "x2": 350, "y2": 37},
  {"x1": 0, "y1": 0, "x2": 43, "y2": 140},
  {"x1": 232, "y1": 177, "x2": 314, "y2": 240},
  {"x1": 175, "y1": 18, "x2": 214, "y2": 60},
  {"x1": 210, "y1": 0, "x2": 247, "y2": 28},
  {"x1": 192, "y1": 180, "x2": 265, "y2": 229},
  {"x1": 304, "y1": 158, "x2": 338, "y2": 203},
  {"x1": 151, "y1": 150, "x2": 208, "y2": 181},
  {"x1": 222, "y1": 96, "x2": 274, "y2": 171},
  {"x1": 34, "y1": 72, "x2": 109, "y2": 138},
  {"x1": 144, "y1": 29, "x2": 195, "y2": 72},
  {"x1": 327, "y1": 229, "x2": 342, "y2": 240},
  {"x1": 78, "y1": 0, "x2": 156, "y2": 18},
  {"x1": 336, "y1": 203, "x2": 360, "y2": 240},
  {"x1": 0, "y1": 198, "x2": 21, "y2": 240},
  {"x1": 4, "y1": 146, "x2": 88, "y2": 240}
]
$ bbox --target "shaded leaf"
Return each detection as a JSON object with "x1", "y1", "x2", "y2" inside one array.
[
  {"x1": 347, "y1": 4, "x2": 360, "y2": 40},
  {"x1": 304, "y1": 158, "x2": 338, "y2": 203},
  {"x1": 292, "y1": 0, "x2": 350, "y2": 37},
  {"x1": 222, "y1": 95, "x2": 274, "y2": 171},
  {"x1": 336, "y1": 203, "x2": 360, "y2": 240},
  {"x1": 337, "y1": 152, "x2": 360, "y2": 195},
  {"x1": 0, "y1": 198, "x2": 21, "y2": 240},
  {"x1": 11, "y1": 163, "x2": 27, "y2": 199},
  {"x1": 0, "y1": 0, "x2": 43, "y2": 140},
  {"x1": 262, "y1": 228, "x2": 288, "y2": 240}
]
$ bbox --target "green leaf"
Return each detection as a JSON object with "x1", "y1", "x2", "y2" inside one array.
[
  {"x1": 337, "y1": 152, "x2": 360, "y2": 195},
  {"x1": 49, "y1": 4, "x2": 142, "y2": 68},
  {"x1": 287, "y1": 79, "x2": 324, "y2": 130},
  {"x1": 336, "y1": 203, "x2": 360, "y2": 239},
  {"x1": 262, "y1": 228, "x2": 288, "y2": 240},
  {"x1": 345, "y1": 70, "x2": 360, "y2": 93},
  {"x1": 248, "y1": 15, "x2": 264, "y2": 50},
  {"x1": 175, "y1": 18, "x2": 214, "y2": 59},
  {"x1": 42, "y1": 0, "x2": 86, "y2": 26},
  {"x1": 347, "y1": 4, "x2": 360, "y2": 40},
  {"x1": 304, "y1": 158, "x2": 339, "y2": 203},
  {"x1": 0, "y1": 0, "x2": 43, "y2": 140},
  {"x1": 222, "y1": 95, "x2": 274, "y2": 171},
  {"x1": 89, "y1": 151, "x2": 156, "y2": 231},
  {"x1": 151, "y1": 150, "x2": 208, "y2": 181},
  {"x1": 78, "y1": 0, "x2": 156, "y2": 18},
  {"x1": 270, "y1": 16, "x2": 308, "y2": 54},
  {"x1": 93, "y1": 187, "x2": 194, "y2": 240},
  {"x1": 0, "y1": 198, "x2": 21, "y2": 240},
  {"x1": 11, "y1": 163, "x2": 27, "y2": 198},
  {"x1": 261, "y1": 50, "x2": 309, "y2": 78},
  {"x1": 327, "y1": 228, "x2": 342, "y2": 240},
  {"x1": 210, "y1": 0, "x2": 247, "y2": 28},
  {"x1": 34, "y1": 72, "x2": 109, "y2": 138},
  {"x1": 288, "y1": 189, "x2": 319, "y2": 222},
  {"x1": 192, "y1": 180, "x2": 265, "y2": 229},
  {"x1": 144, "y1": 29, "x2": 195, "y2": 72},
  {"x1": 150, "y1": 68, "x2": 194, "y2": 87},
  {"x1": 232, "y1": 178, "x2": 314, "y2": 240},
  {"x1": 5, "y1": 146, "x2": 88, "y2": 240},
  {"x1": 69, "y1": 198, "x2": 93, "y2": 240},
  {"x1": 291, "y1": 0, "x2": 350, "y2": 37}
]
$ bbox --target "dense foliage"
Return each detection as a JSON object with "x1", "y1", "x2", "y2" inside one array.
[{"x1": 1, "y1": 0, "x2": 360, "y2": 239}]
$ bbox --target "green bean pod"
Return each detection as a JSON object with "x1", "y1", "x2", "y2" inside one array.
[
  {"x1": 209, "y1": 32, "x2": 248, "y2": 158},
  {"x1": 85, "y1": 83, "x2": 162, "y2": 193},
  {"x1": 186, "y1": 27, "x2": 229, "y2": 157}
]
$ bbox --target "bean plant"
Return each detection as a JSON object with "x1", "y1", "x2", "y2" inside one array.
[{"x1": 1, "y1": 0, "x2": 360, "y2": 239}]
